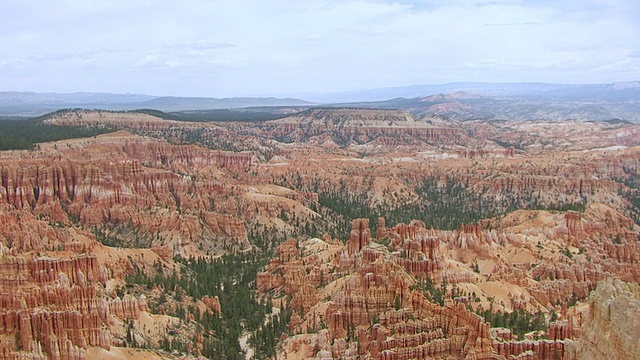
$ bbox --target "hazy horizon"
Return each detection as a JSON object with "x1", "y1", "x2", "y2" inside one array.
[{"x1": 2, "y1": 0, "x2": 639, "y2": 98}]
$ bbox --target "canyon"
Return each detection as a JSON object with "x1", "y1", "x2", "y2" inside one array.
[{"x1": 0, "y1": 108, "x2": 638, "y2": 359}]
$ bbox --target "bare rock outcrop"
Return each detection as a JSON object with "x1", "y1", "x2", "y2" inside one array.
[
  {"x1": 564, "y1": 279, "x2": 640, "y2": 360},
  {"x1": 347, "y1": 219, "x2": 371, "y2": 255}
]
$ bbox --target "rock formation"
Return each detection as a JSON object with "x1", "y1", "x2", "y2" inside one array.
[
  {"x1": 262, "y1": 108, "x2": 464, "y2": 145},
  {"x1": 2, "y1": 110, "x2": 640, "y2": 359},
  {"x1": 0, "y1": 251, "x2": 150, "y2": 359},
  {"x1": 259, "y1": 224, "x2": 508, "y2": 359},
  {"x1": 0, "y1": 131, "x2": 259, "y2": 257},
  {"x1": 259, "y1": 207, "x2": 640, "y2": 359},
  {"x1": 347, "y1": 219, "x2": 371, "y2": 255},
  {"x1": 564, "y1": 279, "x2": 640, "y2": 360}
]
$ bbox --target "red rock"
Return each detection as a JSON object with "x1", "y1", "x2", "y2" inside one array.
[
  {"x1": 201, "y1": 295, "x2": 221, "y2": 315},
  {"x1": 347, "y1": 219, "x2": 371, "y2": 255},
  {"x1": 260, "y1": 231, "x2": 495, "y2": 359},
  {"x1": 0, "y1": 252, "x2": 120, "y2": 359}
]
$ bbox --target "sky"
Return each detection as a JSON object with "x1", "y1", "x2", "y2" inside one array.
[{"x1": 1, "y1": 0, "x2": 639, "y2": 97}]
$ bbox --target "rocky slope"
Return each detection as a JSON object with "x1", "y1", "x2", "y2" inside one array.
[
  {"x1": 0, "y1": 249, "x2": 147, "y2": 359},
  {"x1": 565, "y1": 279, "x2": 640, "y2": 360},
  {"x1": 260, "y1": 108, "x2": 464, "y2": 146}
]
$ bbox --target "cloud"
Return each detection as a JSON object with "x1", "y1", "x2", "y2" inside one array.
[
  {"x1": 340, "y1": 26, "x2": 395, "y2": 37},
  {"x1": 591, "y1": 58, "x2": 639, "y2": 73},
  {"x1": 482, "y1": 21, "x2": 543, "y2": 26},
  {"x1": 0, "y1": 0, "x2": 638, "y2": 96},
  {"x1": 165, "y1": 39, "x2": 236, "y2": 50},
  {"x1": 135, "y1": 54, "x2": 163, "y2": 68}
]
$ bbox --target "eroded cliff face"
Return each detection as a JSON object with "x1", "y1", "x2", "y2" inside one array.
[
  {"x1": 0, "y1": 248, "x2": 148, "y2": 359},
  {"x1": 564, "y1": 279, "x2": 640, "y2": 360},
  {"x1": 260, "y1": 108, "x2": 465, "y2": 145},
  {"x1": 44, "y1": 109, "x2": 218, "y2": 132},
  {"x1": 0, "y1": 131, "x2": 261, "y2": 257}
]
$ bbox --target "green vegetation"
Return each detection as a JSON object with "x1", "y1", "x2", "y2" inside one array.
[
  {"x1": 613, "y1": 234, "x2": 623, "y2": 244},
  {"x1": 250, "y1": 301, "x2": 293, "y2": 359},
  {"x1": 317, "y1": 186, "x2": 378, "y2": 237},
  {"x1": 412, "y1": 278, "x2": 446, "y2": 306},
  {"x1": 386, "y1": 178, "x2": 487, "y2": 229},
  {"x1": 132, "y1": 108, "x2": 297, "y2": 123},
  {"x1": 0, "y1": 117, "x2": 111, "y2": 150},
  {"x1": 476, "y1": 307, "x2": 548, "y2": 339},
  {"x1": 92, "y1": 226, "x2": 152, "y2": 248},
  {"x1": 619, "y1": 167, "x2": 640, "y2": 225},
  {"x1": 531, "y1": 201, "x2": 586, "y2": 213},
  {"x1": 490, "y1": 138, "x2": 524, "y2": 150},
  {"x1": 279, "y1": 172, "x2": 592, "y2": 241},
  {"x1": 126, "y1": 252, "x2": 276, "y2": 359},
  {"x1": 561, "y1": 247, "x2": 574, "y2": 259},
  {"x1": 311, "y1": 177, "x2": 489, "y2": 238}
]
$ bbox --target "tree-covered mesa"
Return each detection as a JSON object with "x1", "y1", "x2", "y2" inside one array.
[
  {"x1": 155, "y1": 108, "x2": 295, "y2": 122},
  {"x1": 0, "y1": 116, "x2": 111, "y2": 150}
]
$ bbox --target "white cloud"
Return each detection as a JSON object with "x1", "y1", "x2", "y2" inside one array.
[
  {"x1": 0, "y1": 0, "x2": 637, "y2": 96},
  {"x1": 165, "y1": 39, "x2": 236, "y2": 50}
]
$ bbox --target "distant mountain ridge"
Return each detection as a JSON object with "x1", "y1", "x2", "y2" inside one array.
[
  {"x1": 141, "y1": 96, "x2": 314, "y2": 111},
  {"x1": 317, "y1": 82, "x2": 640, "y2": 123},
  {"x1": 306, "y1": 81, "x2": 640, "y2": 103},
  {"x1": 0, "y1": 91, "x2": 314, "y2": 116},
  {"x1": 328, "y1": 92, "x2": 640, "y2": 122},
  {"x1": 2, "y1": 81, "x2": 639, "y2": 122}
]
